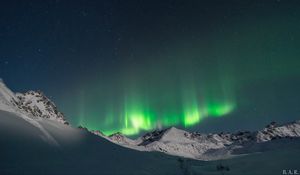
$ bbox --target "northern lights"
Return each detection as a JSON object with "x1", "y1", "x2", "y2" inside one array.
[
  {"x1": 94, "y1": 97, "x2": 235, "y2": 136},
  {"x1": 77, "y1": 70, "x2": 237, "y2": 136},
  {"x1": 1, "y1": 0, "x2": 300, "y2": 136},
  {"x1": 81, "y1": 97, "x2": 236, "y2": 136}
]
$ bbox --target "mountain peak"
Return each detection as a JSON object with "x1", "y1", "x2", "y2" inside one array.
[
  {"x1": 100, "y1": 120, "x2": 300, "y2": 160},
  {"x1": 138, "y1": 128, "x2": 167, "y2": 146},
  {"x1": 0, "y1": 79, "x2": 69, "y2": 125},
  {"x1": 16, "y1": 90, "x2": 69, "y2": 125},
  {"x1": 108, "y1": 132, "x2": 137, "y2": 145},
  {"x1": 165, "y1": 126, "x2": 185, "y2": 134}
]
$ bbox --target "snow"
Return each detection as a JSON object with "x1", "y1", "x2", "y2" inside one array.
[
  {"x1": 16, "y1": 91, "x2": 68, "y2": 124},
  {"x1": 102, "y1": 121, "x2": 300, "y2": 160},
  {"x1": 0, "y1": 80, "x2": 59, "y2": 145},
  {"x1": 0, "y1": 80, "x2": 184, "y2": 174},
  {"x1": 1, "y1": 79, "x2": 68, "y2": 125},
  {"x1": 256, "y1": 121, "x2": 300, "y2": 142},
  {"x1": 1, "y1": 79, "x2": 300, "y2": 174},
  {"x1": 191, "y1": 145, "x2": 300, "y2": 175},
  {"x1": 138, "y1": 128, "x2": 233, "y2": 160},
  {"x1": 0, "y1": 110, "x2": 183, "y2": 175},
  {"x1": 1, "y1": 108, "x2": 299, "y2": 175},
  {"x1": 0, "y1": 80, "x2": 19, "y2": 112}
]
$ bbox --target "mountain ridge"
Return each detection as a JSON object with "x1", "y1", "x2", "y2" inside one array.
[
  {"x1": 1, "y1": 79, "x2": 300, "y2": 161},
  {"x1": 92, "y1": 120, "x2": 300, "y2": 160}
]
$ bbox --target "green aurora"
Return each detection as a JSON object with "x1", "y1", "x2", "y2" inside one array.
[
  {"x1": 77, "y1": 71, "x2": 237, "y2": 136},
  {"x1": 57, "y1": 1, "x2": 300, "y2": 136},
  {"x1": 1, "y1": 1, "x2": 300, "y2": 139},
  {"x1": 80, "y1": 97, "x2": 236, "y2": 136},
  {"x1": 73, "y1": 11, "x2": 300, "y2": 136}
]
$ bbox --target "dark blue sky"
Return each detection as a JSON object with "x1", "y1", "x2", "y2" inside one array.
[{"x1": 1, "y1": 0, "x2": 300, "y2": 135}]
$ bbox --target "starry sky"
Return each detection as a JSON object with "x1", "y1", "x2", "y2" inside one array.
[{"x1": 1, "y1": 0, "x2": 300, "y2": 136}]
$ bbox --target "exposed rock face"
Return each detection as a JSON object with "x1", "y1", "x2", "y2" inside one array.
[
  {"x1": 15, "y1": 91, "x2": 69, "y2": 125},
  {"x1": 256, "y1": 121, "x2": 300, "y2": 142}
]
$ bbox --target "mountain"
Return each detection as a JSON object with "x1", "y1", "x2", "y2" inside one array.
[
  {"x1": 1, "y1": 79, "x2": 300, "y2": 175},
  {"x1": 102, "y1": 121, "x2": 300, "y2": 160},
  {"x1": 0, "y1": 79, "x2": 68, "y2": 125},
  {"x1": 16, "y1": 90, "x2": 68, "y2": 125},
  {"x1": 256, "y1": 121, "x2": 300, "y2": 142},
  {"x1": 0, "y1": 80, "x2": 184, "y2": 175}
]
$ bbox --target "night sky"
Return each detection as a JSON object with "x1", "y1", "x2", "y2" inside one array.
[{"x1": 1, "y1": 0, "x2": 300, "y2": 136}]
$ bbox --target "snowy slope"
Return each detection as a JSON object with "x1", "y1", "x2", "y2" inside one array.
[
  {"x1": 0, "y1": 110, "x2": 187, "y2": 175},
  {"x1": 0, "y1": 80, "x2": 186, "y2": 175},
  {"x1": 1, "y1": 79, "x2": 300, "y2": 174},
  {"x1": 0, "y1": 80, "x2": 60, "y2": 145},
  {"x1": 89, "y1": 130, "x2": 146, "y2": 151},
  {"x1": 0, "y1": 79, "x2": 20, "y2": 112},
  {"x1": 188, "y1": 143, "x2": 300, "y2": 175},
  {"x1": 1, "y1": 109, "x2": 300, "y2": 175}
]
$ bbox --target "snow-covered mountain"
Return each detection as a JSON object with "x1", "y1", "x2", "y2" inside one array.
[
  {"x1": 256, "y1": 121, "x2": 300, "y2": 142},
  {"x1": 16, "y1": 91, "x2": 68, "y2": 125},
  {"x1": 101, "y1": 120, "x2": 300, "y2": 160},
  {"x1": 1, "y1": 79, "x2": 300, "y2": 174},
  {"x1": 0, "y1": 80, "x2": 184, "y2": 175},
  {"x1": 0, "y1": 79, "x2": 68, "y2": 125}
]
